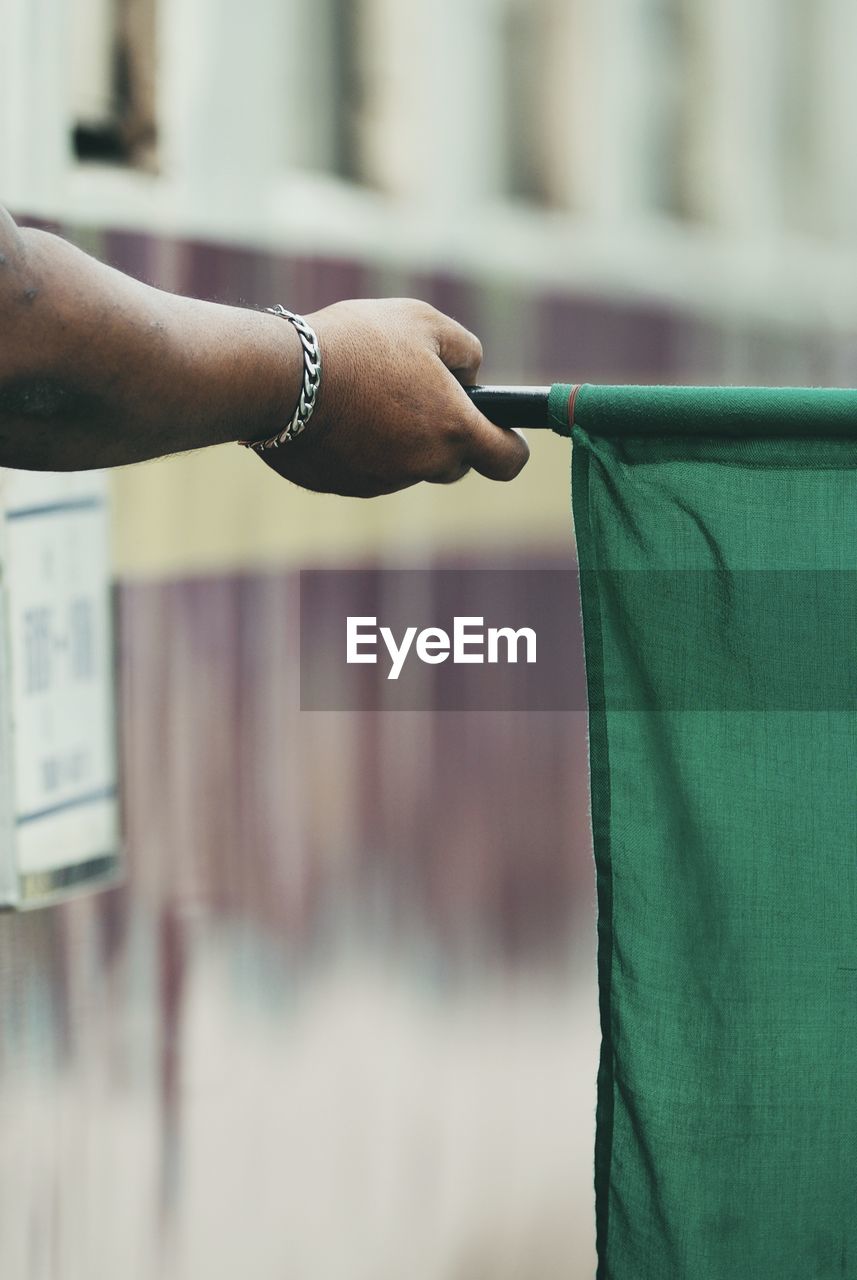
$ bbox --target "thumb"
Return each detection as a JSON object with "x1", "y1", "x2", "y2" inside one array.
[{"x1": 459, "y1": 400, "x2": 530, "y2": 481}]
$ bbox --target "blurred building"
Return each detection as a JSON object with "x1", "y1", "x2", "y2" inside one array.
[
  {"x1": 4, "y1": 0, "x2": 856, "y2": 570},
  {"x1": 1, "y1": 2, "x2": 856, "y2": 1277},
  {"x1": 7, "y1": 1, "x2": 857, "y2": 292}
]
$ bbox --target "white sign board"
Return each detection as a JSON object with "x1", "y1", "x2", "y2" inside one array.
[{"x1": 0, "y1": 469, "x2": 120, "y2": 908}]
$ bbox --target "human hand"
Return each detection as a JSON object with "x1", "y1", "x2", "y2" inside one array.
[{"x1": 256, "y1": 298, "x2": 529, "y2": 498}]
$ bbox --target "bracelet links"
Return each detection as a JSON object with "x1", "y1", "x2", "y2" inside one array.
[{"x1": 242, "y1": 305, "x2": 322, "y2": 452}]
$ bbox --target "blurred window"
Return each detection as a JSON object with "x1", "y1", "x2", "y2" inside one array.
[
  {"x1": 493, "y1": 0, "x2": 698, "y2": 216},
  {"x1": 71, "y1": 0, "x2": 158, "y2": 170}
]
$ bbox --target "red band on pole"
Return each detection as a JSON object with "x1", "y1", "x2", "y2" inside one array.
[{"x1": 568, "y1": 384, "x2": 582, "y2": 430}]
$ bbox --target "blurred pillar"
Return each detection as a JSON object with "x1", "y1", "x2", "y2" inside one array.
[
  {"x1": 359, "y1": 0, "x2": 504, "y2": 208},
  {"x1": 0, "y1": 0, "x2": 71, "y2": 208},
  {"x1": 160, "y1": 0, "x2": 289, "y2": 223},
  {"x1": 808, "y1": 0, "x2": 857, "y2": 243},
  {"x1": 554, "y1": 0, "x2": 692, "y2": 222},
  {"x1": 681, "y1": 0, "x2": 785, "y2": 232}
]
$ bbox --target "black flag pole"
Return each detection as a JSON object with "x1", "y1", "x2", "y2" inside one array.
[{"x1": 464, "y1": 385, "x2": 552, "y2": 429}]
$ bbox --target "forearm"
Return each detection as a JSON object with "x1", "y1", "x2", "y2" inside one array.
[
  {"x1": 0, "y1": 219, "x2": 301, "y2": 470},
  {"x1": 0, "y1": 209, "x2": 529, "y2": 493}
]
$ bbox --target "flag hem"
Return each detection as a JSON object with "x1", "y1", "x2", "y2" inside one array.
[{"x1": 572, "y1": 426, "x2": 616, "y2": 1279}]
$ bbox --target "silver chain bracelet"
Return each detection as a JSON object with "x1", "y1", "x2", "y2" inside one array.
[{"x1": 242, "y1": 305, "x2": 322, "y2": 452}]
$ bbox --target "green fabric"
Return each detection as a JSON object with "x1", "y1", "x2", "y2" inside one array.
[
  {"x1": 557, "y1": 383, "x2": 857, "y2": 1279},
  {"x1": 553, "y1": 382, "x2": 857, "y2": 440}
]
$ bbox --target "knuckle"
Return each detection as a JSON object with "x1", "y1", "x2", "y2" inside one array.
[{"x1": 408, "y1": 298, "x2": 438, "y2": 323}]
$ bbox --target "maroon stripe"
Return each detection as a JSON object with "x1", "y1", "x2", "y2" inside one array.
[{"x1": 568, "y1": 383, "x2": 582, "y2": 430}]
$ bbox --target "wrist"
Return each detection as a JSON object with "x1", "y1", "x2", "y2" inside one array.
[
  {"x1": 241, "y1": 307, "x2": 323, "y2": 452},
  {"x1": 247, "y1": 307, "x2": 306, "y2": 445},
  {"x1": 169, "y1": 298, "x2": 305, "y2": 451}
]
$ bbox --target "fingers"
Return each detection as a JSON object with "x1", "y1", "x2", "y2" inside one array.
[
  {"x1": 465, "y1": 417, "x2": 530, "y2": 481},
  {"x1": 431, "y1": 310, "x2": 484, "y2": 385},
  {"x1": 430, "y1": 458, "x2": 472, "y2": 486},
  {"x1": 422, "y1": 314, "x2": 529, "y2": 483},
  {"x1": 436, "y1": 385, "x2": 529, "y2": 484}
]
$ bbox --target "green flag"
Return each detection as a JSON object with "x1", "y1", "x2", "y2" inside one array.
[{"x1": 550, "y1": 385, "x2": 857, "y2": 1279}]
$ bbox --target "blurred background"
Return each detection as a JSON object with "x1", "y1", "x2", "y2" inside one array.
[{"x1": 2, "y1": 0, "x2": 857, "y2": 1276}]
